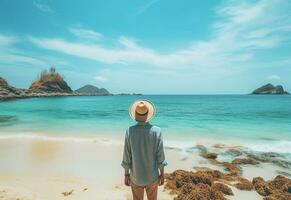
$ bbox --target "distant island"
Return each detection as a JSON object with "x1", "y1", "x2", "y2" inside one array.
[
  {"x1": 0, "y1": 67, "x2": 141, "y2": 101},
  {"x1": 75, "y1": 84, "x2": 111, "y2": 96},
  {"x1": 251, "y1": 83, "x2": 289, "y2": 95},
  {"x1": 3, "y1": 68, "x2": 290, "y2": 100}
]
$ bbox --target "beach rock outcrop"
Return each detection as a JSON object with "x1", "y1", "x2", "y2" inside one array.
[
  {"x1": 176, "y1": 183, "x2": 227, "y2": 200},
  {"x1": 232, "y1": 158, "x2": 259, "y2": 165},
  {"x1": 235, "y1": 178, "x2": 253, "y2": 190},
  {"x1": 29, "y1": 67, "x2": 72, "y2": 93},
  {"x1": 251, "y1": 83, "x2": 289, "y2": 95},
  {"x1": 165, "y1": 167, "x2": 291, "y2": 200},
  {"x1": 212, "y1": 182, "x2": 233, "y2": 195},
  {"x1": 75, "y1": 84, "x2": 110, "y2": 96},
  {"x1": 201, "y1": 152, "x2": 218, "y2": 160},
  {"x1": 246, "y1": 152, "x2": 291, "y2": 169},
  {"x1": 165, "y1": 170, "x2": 235, "y2": 200},
  {"x1": 197, "y1": 145, "x2": 291, "y2": 197},
  {"x1": 253, "y1": 175, "x2": 291, "y2": 199}
]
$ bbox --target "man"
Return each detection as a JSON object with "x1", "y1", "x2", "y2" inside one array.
[{"x1": 121, "y1": 99, "x2": 167, "y2": 200}]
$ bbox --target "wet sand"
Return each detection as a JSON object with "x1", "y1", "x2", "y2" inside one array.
[{"x1": 0, "y1": 135, "x2": 290, "y2": 200}]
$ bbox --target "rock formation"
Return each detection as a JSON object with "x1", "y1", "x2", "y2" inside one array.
[
  {"x1": 75, "y1": 84, "x2": 110, "y2": 96},
  {"x1": 164, "y1": 145, "x2": 291, "y2": 200},
  {"x1": 1, "y1": 68, "x2": 75, "y2": 101},
  {"x1": 0, "y1": 77, "x2": 26, "y2": 100},
  {"x1": 252, "y1": 83, "x2": 289, "y2": 95},
  {"x1": 252, "y1": 175, "x2": 291, "y2": 199},
  {"x1": 29, "y1": 67, "x2": 72, "y2": 93},
  {"x1": 165, "y1": 170, "x2": 232, "y2": 200}
]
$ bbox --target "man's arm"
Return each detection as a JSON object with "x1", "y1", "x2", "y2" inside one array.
[
  {"x1": 121, "y1": 130, "x2": 132, "y2": 186},
  {"x1": 124, "y1": 168, "x2": 130, "y2": 186},
  {"x1": 157, "y1": 131, "x2": 167, "y2": 185},
  {"x1": 124, "y1": 168, "x2": 130, "y2": 175},
  {"x1": 159, "y1": 166, "x2": 165, "y2": 185}
]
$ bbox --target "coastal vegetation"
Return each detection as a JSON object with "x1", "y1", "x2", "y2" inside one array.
[{"x1": 36, "y1": 67, "x2": 64, "y2": 84}]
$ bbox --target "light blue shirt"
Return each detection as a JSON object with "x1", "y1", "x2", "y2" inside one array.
[{"x1": 121, "y1": 122, "x2": 167, "y2": 186}]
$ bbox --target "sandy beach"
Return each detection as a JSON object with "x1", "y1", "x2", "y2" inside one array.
[{"x1": 0, "y1": 134, "x2": 290, "y2": 200}]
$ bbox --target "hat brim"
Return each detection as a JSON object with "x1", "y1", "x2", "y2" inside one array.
[{"x1": 129, "y1": 99, "x2": 156, "y2": 122}]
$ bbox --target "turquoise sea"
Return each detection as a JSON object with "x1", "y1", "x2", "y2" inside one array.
[{"x1": 0, "y1": 95, "x2": 291, "y2": 153}]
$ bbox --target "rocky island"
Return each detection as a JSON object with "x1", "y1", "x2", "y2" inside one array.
[
  {"x1": 0, "y1": 67, "x2": 77, "y2": 101},
  {"x1": 75, "y1": 84, "x2": 111, "y2": 96},
  {"x1": 30, "y1": 67, "x2": 73, "y2": 93},
  {"x1": 0, "y1": 67, "x2": 109, "y2": 101},
  {"x1": 251, "y1": 83, "x2": 289, "y2": 95},
  {"x1": 0, "y1": 67, "x2": 144, "y2": 101}
]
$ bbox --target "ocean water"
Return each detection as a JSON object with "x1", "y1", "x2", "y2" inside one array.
[{"x1": 0, "y1": 95, "x2": 291, "y2": 153}]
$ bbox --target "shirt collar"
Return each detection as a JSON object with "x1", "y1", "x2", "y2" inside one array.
[{"x1": 136, "y1": 121, "x2": 150, "y2": 126}]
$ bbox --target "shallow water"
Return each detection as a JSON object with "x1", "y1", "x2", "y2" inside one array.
[{"x1": 0, "y1": 95, "x2": 290, "y2": 153}]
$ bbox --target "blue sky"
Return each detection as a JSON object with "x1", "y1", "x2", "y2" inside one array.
[{"x1": 0, "y1": 0, "x2": 291, "y2": 94}]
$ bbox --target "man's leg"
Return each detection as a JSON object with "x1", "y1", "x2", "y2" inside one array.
[
  {"x1": 145, "y1": 181, "x2": 158, "y2": 200},
  {"x1": 131, "y1": 184, "x2": 145, "y2": 200}
]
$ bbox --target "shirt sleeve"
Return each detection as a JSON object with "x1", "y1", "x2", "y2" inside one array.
[
  {"x1": 157, "y1": 131, "x2": 168, "y2": 168},
  {"x1": 121, "y1": 129, "x2": 132, "y2": 170}
]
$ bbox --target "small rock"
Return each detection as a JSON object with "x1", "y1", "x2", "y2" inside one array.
[
  {"x1": 62, "y1": 189, "x2": 74, "y2": 196},
  {"x1": 202, "y1": 153, "x2": 218, "y2": 160}
]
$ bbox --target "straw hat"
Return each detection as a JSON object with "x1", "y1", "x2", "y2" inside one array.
[{"x1": 129, "y1": 99, "x2": 156, "y2": 122}]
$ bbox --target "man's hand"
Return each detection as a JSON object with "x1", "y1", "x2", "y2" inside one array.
[
  {"x1": 158, "y1": 166, "x2": 165, "y2": 185},
  {"x1": 124, "y1": 174, "x2": 130, "y2": 186},
  {"x1": 159, "y1": 174, "x2": 164, "y2": 185}
]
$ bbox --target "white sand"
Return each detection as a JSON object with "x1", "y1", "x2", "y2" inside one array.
[
  {"x1": 0, "y1": 135, "x2": 286, "y2": 200},
  {"x1": 0, "y1": 136, "x2": 174, "y2": 200}
]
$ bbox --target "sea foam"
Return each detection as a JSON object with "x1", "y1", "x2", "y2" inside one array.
[{"x1": 244, "y1": 140, "x2": 291, "y2": 154}]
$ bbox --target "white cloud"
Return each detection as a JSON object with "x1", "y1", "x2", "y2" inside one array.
[
  {"x1": 0, "y1": 53, "x2": 46, "y2": 66},
  {"x1": 267, "y1": 74, "x2": 281, "y2": 80},
  {"x1": 29, "y1": 35, "x2": 244, "y2": 69},
  {"x1": 118, "y1": 36, "x2": 139, "y2": 49},
  {"x1": 33, "y1": 0, "x2": 54, "y2": 13},
  {"x1": 0, "y1": 34, "x2": 46, "y2": 67},
  {"x1": 0, "y1": 34, "x2": 18, "y2": 46},
  {"x1": 69, "y1": 27, "x2": 102, "y2": 41},
  {"x1": 29, "y1": 0, "x2": 291, "y2": 75},
  {"x1": 94, "y1": 75, "x2": 107, "y2": 82}
]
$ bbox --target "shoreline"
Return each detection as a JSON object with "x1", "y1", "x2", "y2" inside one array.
[
  {"x1": 0, "y1": 132, "x2": 290, "y2": 199},
  {"x1": 1, "y1": 93, "x2": 290, "y2": 102},
  {"x1": 0, "y1": 131, "x2": 290, "y2": 154},
  {"x1": 0, "y1": 93, "x2": 117, "y2": 102}
]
